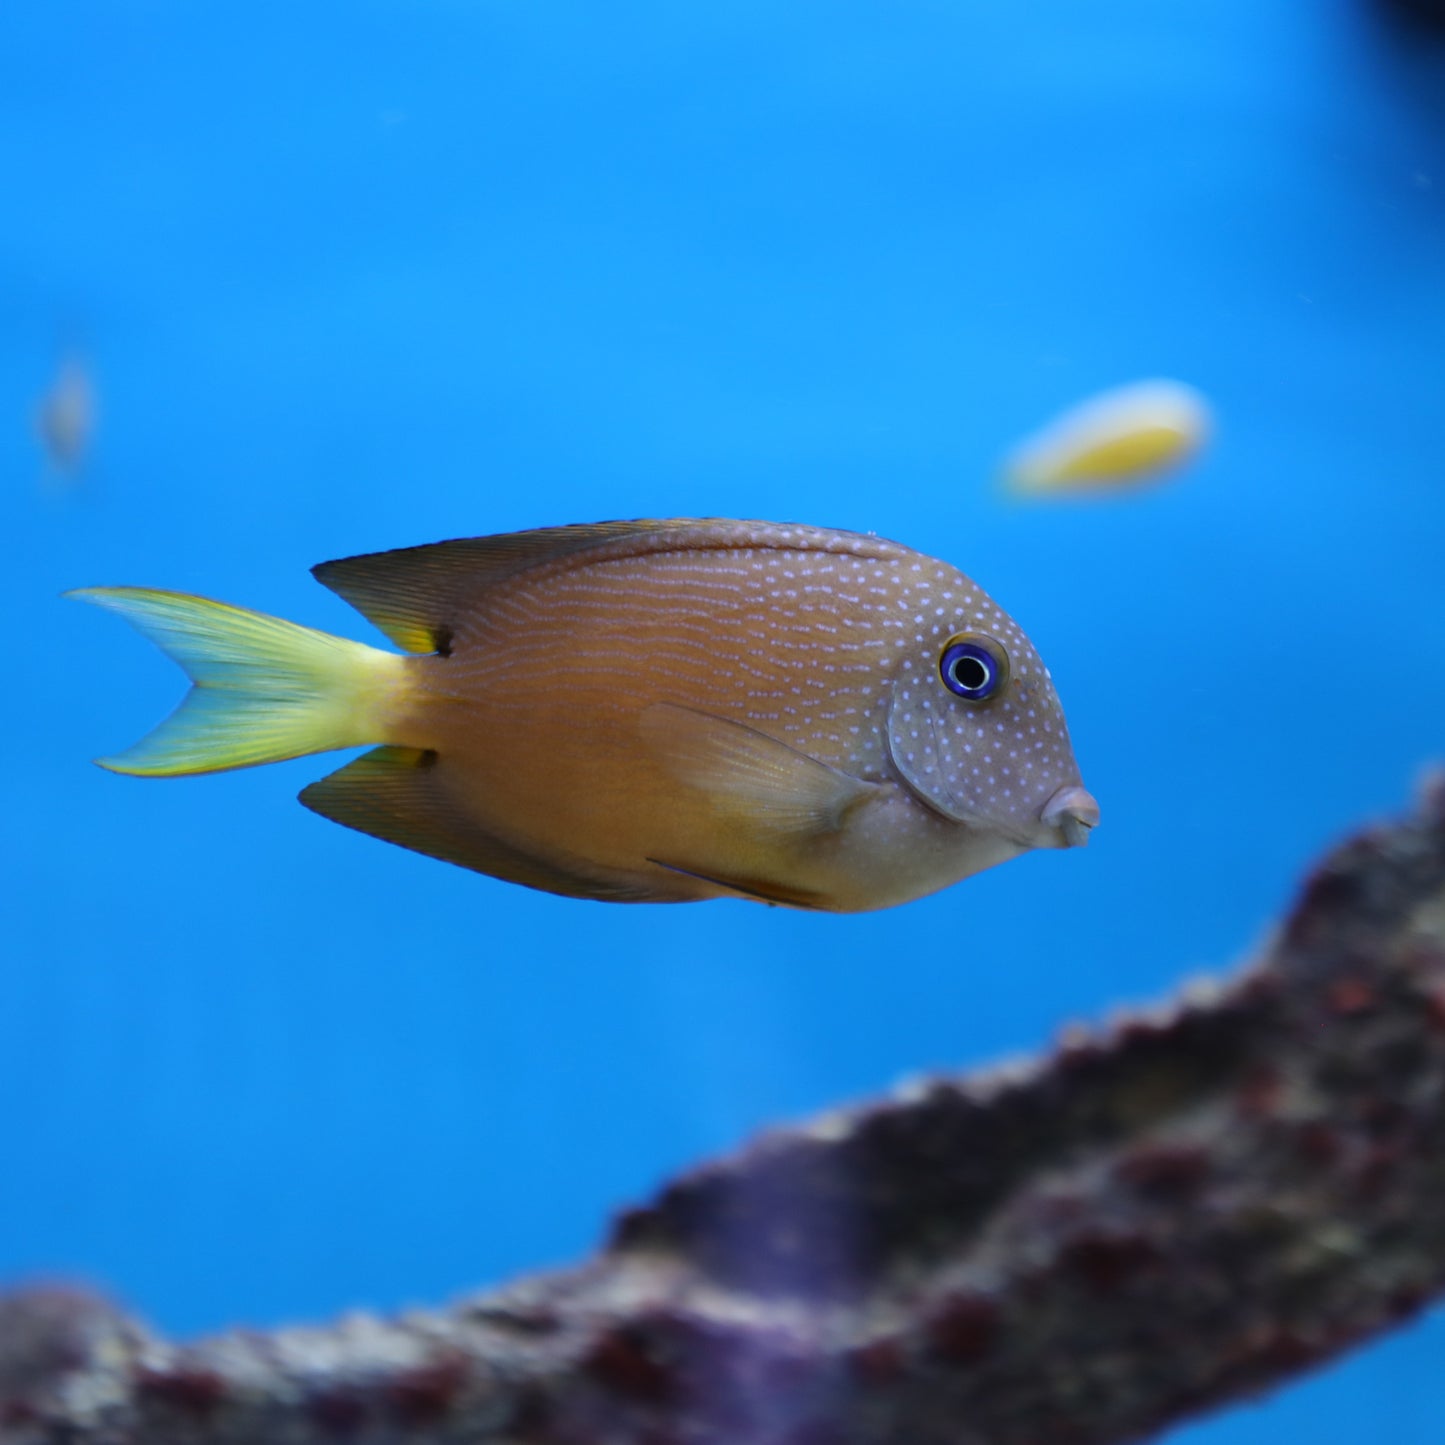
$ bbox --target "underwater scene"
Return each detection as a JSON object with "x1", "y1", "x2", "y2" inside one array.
[{"x1": 3, "y1": 2, "x2": 1445, "y2": 1441}]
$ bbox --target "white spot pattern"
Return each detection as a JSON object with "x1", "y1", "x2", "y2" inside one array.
[{"x1": 449, "y1": 518, "x2": 1082, "y2": 842}]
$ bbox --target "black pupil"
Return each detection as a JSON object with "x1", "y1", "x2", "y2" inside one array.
[{"x1": 951, "y1": 654, "x2": 989, "y2": 692}]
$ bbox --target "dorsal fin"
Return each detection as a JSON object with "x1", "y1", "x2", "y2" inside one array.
[{"x1": 311, "y1": 520, "x2": 690, "y2": 653}]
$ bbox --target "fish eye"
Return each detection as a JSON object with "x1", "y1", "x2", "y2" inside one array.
[{"x1": 939, "y1": 633, "x2": 1010, "y2": 702}]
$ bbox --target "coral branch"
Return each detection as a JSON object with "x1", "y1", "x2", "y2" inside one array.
[{"x1": 7, "y1": 776, "x2": 1445, "y2": 1444}]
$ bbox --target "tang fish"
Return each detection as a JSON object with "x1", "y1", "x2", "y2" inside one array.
[
  {"x1": 1003, "y1": 379, "x2": 1211, "y2": 497},
  {"x1": 68, "y1": 519, "x2": 1097, "y2": 911}
]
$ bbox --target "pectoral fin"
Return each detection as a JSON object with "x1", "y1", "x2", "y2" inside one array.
[
  {"x1": 639, "y1": 703, "x2": 875, "y2": 835},
  {"x1": 301, "y1": 746, "x2": 669, "y2": 902},
  {"x1": 639, "y1": 703, "x2": 878, "y2": 908}
]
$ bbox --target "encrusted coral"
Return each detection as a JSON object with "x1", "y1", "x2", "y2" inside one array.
[{"x1": 6, "y1": 775, "x2": 1445, "y2": 1444}]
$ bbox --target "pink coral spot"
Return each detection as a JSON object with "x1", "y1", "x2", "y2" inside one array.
[
  {"x1": 584, "y1": 1324, "x2": 675, "y2": 1402},
  {"x1": 1326, "y1": 978, "x2": 1376, "y2": 1016},
  {"x1": 923, "y1": 1292, "x2": 999, "y2": 1362},
  {"x1": 307, "y1": 1387, "x2": 368, "y2": 1437},
  {"x1": 134, "y1": 1362, "x2": 227, "y2": 1416},
  {"x1": 847, "y1": 1336, "x2": 906, "y2": 1384},
  {"x1": 1059, "y1": 1231, "x2": 1159, "y2": 1291},
  {"x1": 386, "y1": 1353, "x2": 470, "y2": 1423},
  {"x1": 1115, "y1": 1144, "x2": 1210, "y2": 1199}
]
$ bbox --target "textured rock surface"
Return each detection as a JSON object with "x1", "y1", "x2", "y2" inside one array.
[{"x1": 6, "y1": 775, "x2": 1445, "y2": 1444}]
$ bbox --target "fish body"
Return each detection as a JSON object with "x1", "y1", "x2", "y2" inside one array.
[
  {"x1": 70, "y1": 519, "x2": 1096, "y2": 911},
  {"x1": 1004, "y1": 379, "x2": 1211, "y2": 497},
  {"x1": 36, "y1": 354, "x2": 95, "y2": 477}
]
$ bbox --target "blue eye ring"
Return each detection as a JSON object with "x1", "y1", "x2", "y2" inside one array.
[{"x1": 939, "y1": 632, "x2": 1010, "y2": 702}]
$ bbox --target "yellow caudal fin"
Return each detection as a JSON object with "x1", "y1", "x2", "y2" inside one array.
[{"x1": 65, "y1": 587, "x2": 412, "y2": 776}]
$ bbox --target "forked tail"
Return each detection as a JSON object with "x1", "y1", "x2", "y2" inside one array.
[{"x1": 66, "y1": 587, "x2": 412, "y2": 776}]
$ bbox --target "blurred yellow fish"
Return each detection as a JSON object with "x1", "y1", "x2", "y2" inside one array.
[
  {"x1": 67, "y1": 519, "x2": 1097, "y2": 912},
  {"x1": 1003, "y1": 379, "x2": 1211, "y2": 497}
]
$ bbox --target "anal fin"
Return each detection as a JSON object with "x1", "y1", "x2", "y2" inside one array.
[
  {"x1": 300, "y1": 746, "x2": 667, "y2": 901},
  {"x1": 645, "y1": 857, "x2": 828, "y2": 909}
]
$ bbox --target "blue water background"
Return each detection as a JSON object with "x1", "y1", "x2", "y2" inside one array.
[{"x1": 3, "y1": 3, "x2": 1444, "y2": 1440}]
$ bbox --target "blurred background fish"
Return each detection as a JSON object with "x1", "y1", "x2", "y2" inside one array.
[
  {"x1": 1002, "y1": 379, "x2": 1212, "y2": 499},
  {"x1": 34, "y1": 350, "x2": 95, "y2": 481}
]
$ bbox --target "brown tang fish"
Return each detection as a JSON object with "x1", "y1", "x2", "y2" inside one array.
[{"x1": 67, "y1": 518, "x2": 1098, "y2": 911}]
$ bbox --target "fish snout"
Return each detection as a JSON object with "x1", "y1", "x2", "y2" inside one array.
[{"x1": 1041, "y1": 785, "x2": 1100, "y2": 848}]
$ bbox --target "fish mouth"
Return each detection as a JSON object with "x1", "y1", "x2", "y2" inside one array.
[{"x1": 1041, "y1": 785, "x2": 1100, "y2": 848}]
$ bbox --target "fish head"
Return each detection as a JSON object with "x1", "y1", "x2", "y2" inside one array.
[{"x1": 883, "y1": 569, "x2": 1095, "y2": 851}]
